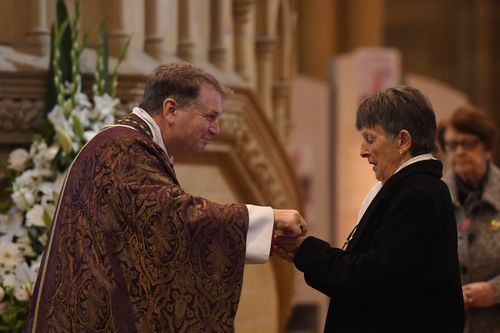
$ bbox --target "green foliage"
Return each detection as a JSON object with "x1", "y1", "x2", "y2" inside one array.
[
  {"x1": 93, "y1": 22, "x2": 110, "y2": 97},
  {"x1": 0, "y1": 200, "x2": 12, "y2": 215},
  {"x1": 55, "y1": 0, "x2": 73, "y2": 87},
  {"x1": 93, "y1": 21, "x2": 130, "y2": 98},
  {"x1": 0, "y1": 169, "x2": 15, "y2": 214},
  {"x1": 37, "y1": 117, "x2": 56, "y2": 144},
  {"x1": 69, "y1": 0, "x2": 83, "y2": 108},
  {"x1": 0, "y1": 292, "x2": 29, "y2": 333},
  {"x1": 53, "y1": 18, "x2": 70, "y2": 107},
  {"x1": 43, "y1": 0, "x2": 74, "y2": 116},
  {"x1": 110, "y1": 37, "x2": 130, "y2": 98},
  {"x1": 43, "y1": 27, "x2": 57, "y2": 115},
  {"x1": 47, "y1": 0, "x2": 84, "y2": 114}
]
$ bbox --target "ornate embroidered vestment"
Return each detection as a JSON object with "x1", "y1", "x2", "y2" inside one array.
[{"x1": 27, "y1": 115, "x2": 249, "y2": 332}]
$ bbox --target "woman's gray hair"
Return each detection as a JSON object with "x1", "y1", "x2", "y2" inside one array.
[{"x1": 355, "y1": 86, "x2": 437, "y2": 156}]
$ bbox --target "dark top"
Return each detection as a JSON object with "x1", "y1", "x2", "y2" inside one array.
[{"x1": 294, "y1": 159, "x2": 465, "y2": 333}]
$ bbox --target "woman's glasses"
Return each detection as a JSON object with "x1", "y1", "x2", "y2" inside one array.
[{"x1": 444, "y1": 139, "x2": 480, "y2": 152}]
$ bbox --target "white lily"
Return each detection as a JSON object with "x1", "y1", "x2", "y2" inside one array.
[
  {"x1": 0, "y1": 208, "x2": 26, "y2": 239},
  {"x1": 26, "y1": 205, "x2": 46, "y2": 228},
  {"x1": 0, "y1": 242, "x2": 24, "y2": 267},
  {"x1": 8, "y1": 148, "x2": 30, "y2": 172}
]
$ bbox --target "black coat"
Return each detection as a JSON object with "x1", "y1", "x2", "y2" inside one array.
[{"x1": 294, "y1": 160, "x2": 465, "y2": 332}]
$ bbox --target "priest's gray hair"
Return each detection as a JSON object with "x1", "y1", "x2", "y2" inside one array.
[{"x1": 139, "y1": 63, "x2": 232, "y2": 115}]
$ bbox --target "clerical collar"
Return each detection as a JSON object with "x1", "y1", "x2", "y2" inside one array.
[{"x1": 131, "y1": 107, "x2": 175, "y2": 165}]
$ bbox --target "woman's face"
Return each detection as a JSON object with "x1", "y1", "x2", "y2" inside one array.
[
  {"x1": 359, "y1": 125, "x2": 404, "y2": 183},
  {"x1": 443, "y1": 126, "x2": 490, "y2": 184}
]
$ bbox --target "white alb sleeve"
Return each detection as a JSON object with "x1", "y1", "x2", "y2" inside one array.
[{"x1": 245, "y1": 204, "x2": 274, "y2": 264}]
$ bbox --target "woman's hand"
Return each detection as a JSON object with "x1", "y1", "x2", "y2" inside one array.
[
  {"x1": 273, "y1": 235, "x2": 306, "y2": 262},
  {"x1": 462, "y1": 282, "x2": 497, "y2": 310}
]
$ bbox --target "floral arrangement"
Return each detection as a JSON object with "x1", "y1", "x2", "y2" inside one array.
[{"x1": 0, "y1": 1, "x2": 127, "y2": 330}]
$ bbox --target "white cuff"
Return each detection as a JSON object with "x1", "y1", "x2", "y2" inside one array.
[{"x1": 245, "y1": 204, "x2": 274, "y2": 264}]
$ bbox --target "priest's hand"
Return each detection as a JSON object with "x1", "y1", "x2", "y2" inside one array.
[
  {"x1": 273, "y1": 209, "x2": 308, "y2": 237},
  {"x1": 273, "y1": 235, "x2": 306, "y2": 262}
]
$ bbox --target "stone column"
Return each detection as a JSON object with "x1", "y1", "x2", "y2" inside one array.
[
  {"x1": 144, "y1": 0, "x2": 164, "y2": 60},
  {"x1": 255, "y1": 37, "x2": 275, "y2": 119},
  {"x1": 271, "y1": 1, "x2": 295, "y2": 144},
  {"x1": 272, "y1": 80, "x2": 290, "y2": 142},
  {"x1": 177, "y1": 0, "x2": 195, "y2": 62},
  {"x1": 144, "y1": 0, "x2": 180, "y2": 62},
  {"x1": 25, "y1": 0, "x2": 50, "y2": 56},
  {"x1": 474, "y1": 0, "x2": 493, "y2": 114},
  {"x1": 105, "y1": 0, "x2": 132, "y2": 58},
  {"x1": 344, "y1": 0, "x2": 384, "y2": 50},
  {"x1": 296, "y1": 0, "x2": 339, "y2": 80},
  {"x1": 210, "y1": 0, "x2": 232, "y2": 71},
  {"x1": 233, "y1": 0, "x2": 255, "y2": 84}
]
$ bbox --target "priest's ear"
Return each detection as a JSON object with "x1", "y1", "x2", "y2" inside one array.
[{"x1": 162, "y1": 97, "x2": 177, "y2": 122}]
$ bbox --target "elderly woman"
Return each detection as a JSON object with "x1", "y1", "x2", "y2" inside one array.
[
  {"x1": 275, "y1": 86, "x2": 464, "y2": 332},
  {"x1": 437, "y1": 105, "x2": 500, "y2": 333}
]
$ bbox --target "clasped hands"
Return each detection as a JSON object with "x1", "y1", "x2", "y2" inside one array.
[{"x1": 272, "y1": 209, "x2": 308, "y2": 262}]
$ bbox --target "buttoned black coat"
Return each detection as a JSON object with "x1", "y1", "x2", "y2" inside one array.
[{"x1": 294, "y1": 160, "x2": 465, "y2": 332}]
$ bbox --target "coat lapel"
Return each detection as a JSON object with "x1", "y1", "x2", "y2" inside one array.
[
  {"x1": 345, "y1": 186, "x2": 387, "y2": 251},
  {"x1": 345, "y1": 159, "x2": 443, "y2": 251}
]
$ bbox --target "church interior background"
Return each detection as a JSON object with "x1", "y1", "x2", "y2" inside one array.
[{"x1": 1, "y1": 0, "x2": 499, "y2": 332}]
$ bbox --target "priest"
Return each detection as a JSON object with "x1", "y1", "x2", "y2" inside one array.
[{"x1": 27, "y1": 63, "x2": 307, "y2": 332}]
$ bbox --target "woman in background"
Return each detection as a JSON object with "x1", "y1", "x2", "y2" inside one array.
[{"x1": 438, "y1": 105, "x2": 500, "y2": 333}]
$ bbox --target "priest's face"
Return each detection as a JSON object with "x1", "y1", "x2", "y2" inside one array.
[{"x1": 170, "y1": 84, "x2": 222, "y2": 155}]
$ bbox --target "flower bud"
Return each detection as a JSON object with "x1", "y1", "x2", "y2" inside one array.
[
  {"x1": 14, "y1": 287, "x2": 30, "y2": 302},
  {"x1": 55, "y1": 128, "x2": 73, "y2": 154}
]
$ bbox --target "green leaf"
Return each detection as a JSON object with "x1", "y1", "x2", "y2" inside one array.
[
  {"x1": 0, "y1": 200, "x2": 13, "y2": 214},
  {"x1": 0, "y1": 312, "x2": 16, "y2": 325},
  {"x1": 72, "y1": 114, "x2": 84, "y2": 138},
  {"x1": 94, "y1": 21, "x2": 109, "y2": 97},
  {"x1": 44, "y1": 26, "x2": 57, "y2": 114},
  {"x1": 55, "y1": 128, "x2": 73, "y2": 154},
  {"x1": 43, "y1": 208, "x2": 53, "y2": 228},
  {"x1": 53, "y1": 19, "x2": 69, "y2": 108},
  {"x1": 0, "y1": 324, "x2": 18, "y2": 332},
  {"x1": 52, "y1": 190, "x2": 60, "y2": 203},
  {"x1": 101, "y1": 23, "x2": 110, "y2": 95},
  {"x1": 56, "y1": 0, "x2": 73, "y2": 86},
  {"x1": 37, "y1": 118, "x2": 56, "y2": 144},
  {"x1": 110, "y1": 36, "x2": 130, "y2": 97}
]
